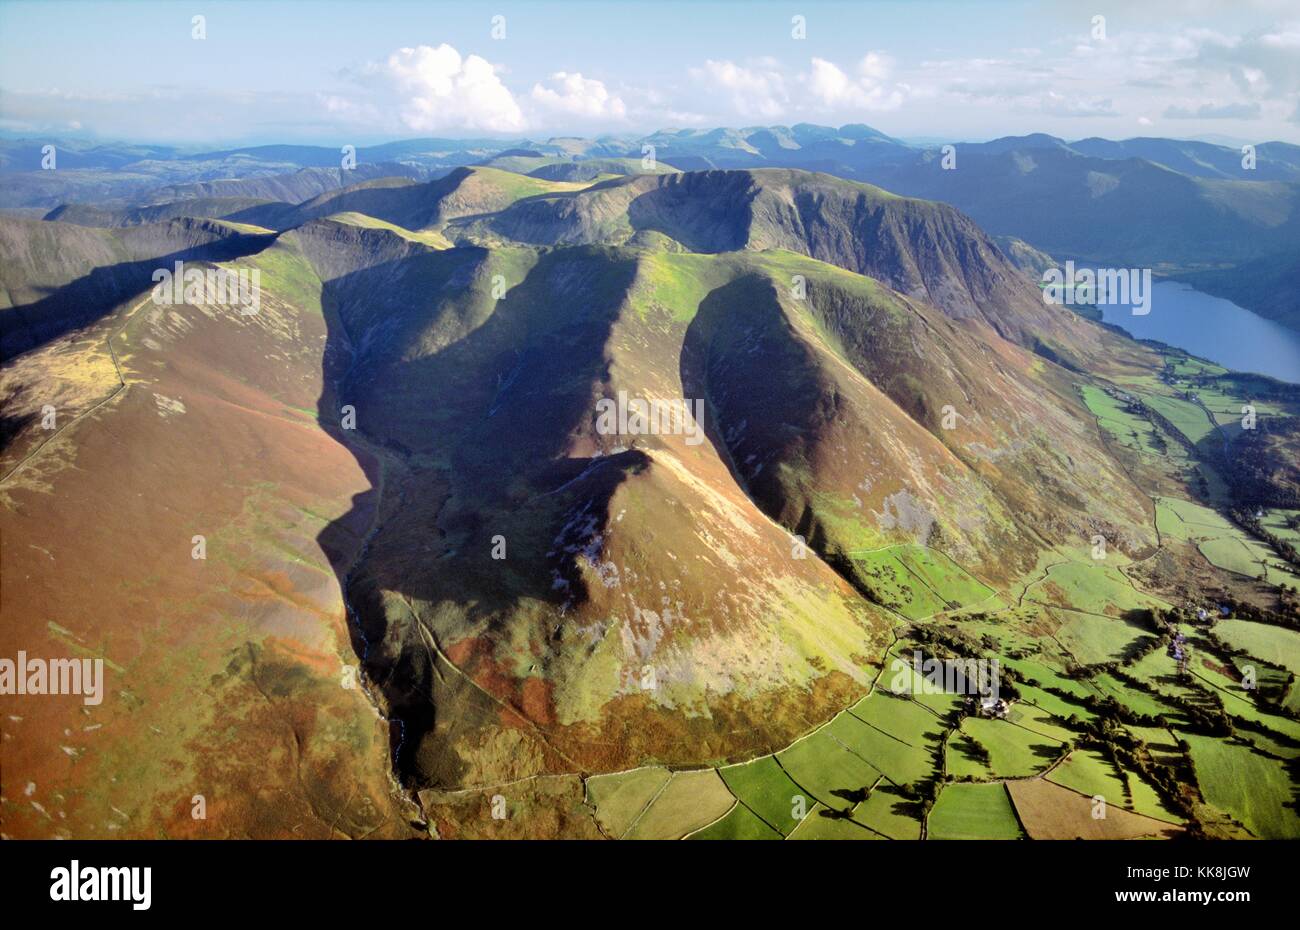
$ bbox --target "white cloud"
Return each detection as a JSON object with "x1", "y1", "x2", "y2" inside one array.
[
  {"x1": 529, "y1": 72, "x2": 627, "y2": 121},
  {"x1": 692, "y1": 59, "x2": 789, "y2": 118},
  {"x1": 382, "y1": 44, "x2": 525, "y2": 133},
  {"x1": 1193, "y1": 23, "x2": 1300, "y2": 97},
  {"x1": 807, "y1": 55, "x2": 903, "y2": 111}
]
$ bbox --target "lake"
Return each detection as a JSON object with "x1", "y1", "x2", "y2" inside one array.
[{"x1": 1093, "y1": 279, "x2": 1300, "y2": 384}]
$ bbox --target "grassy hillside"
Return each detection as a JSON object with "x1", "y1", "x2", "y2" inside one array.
[{"x1": 6, "y1": 159, "x2": 1300, "y2": 841}]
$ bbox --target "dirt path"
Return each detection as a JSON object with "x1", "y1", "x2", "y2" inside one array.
[{"x1": 1, "y1": 293, "x2": 152, "y2": 487}]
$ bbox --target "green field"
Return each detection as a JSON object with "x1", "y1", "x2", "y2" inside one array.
[
  {"x1": 1006, "y1": 702, "x2": 1077, "y2": 743},
  {"x1": 1261, "y1": 510, "x2": 1300, "y2": 547},
  {"x1": 622, "y1": 769, "x2": 735, "y2": 840},
  {"x1": 1155, "y1": 497, "x2": 1237, "y2": 542},
  {"x1": 1028, "y1": 559, "x2": 1168, "y2": 618},
  {"x1": 687, "y1": 802, "x2": 781, "y2": 840},
  {"x1": 1047, "y1": 749, "x2": 1180, "y2": 823},
  {"x1": 845, "y1": 544, "x2": 995, "y2": 620},
  {"x1": 1015, "y1": 682, "x2": 1097, "y2": 723},
  {"x1": 1091, "y1": 672, "x2": 1180, "y2": 720},
  {"x1": 929, "y1": 783, "x2": 1024, "y2": 839},
  {"x1": 776, "y1": 729, "x2": 882, "y2": 813},
  {"x1": 1180, "y1": 732, "x2": 1300, "y2": 839},
  {"x1": 969, "y1": 717, "x2": 1063, "y2": 777},
  {"x1": 852, "y1": 783, "x2": 923, "y2": 838},
  {"x1": 895, "y1": 546, "x2": 996, "y2": 608},
  {"x1": 1216, "y1": 620, "x2": 1300, "y2": 678},
  {"x1": 788, "y1": 804, "x2": 883, "y2": 839},
  {"x1": 1080, "y1": 385, "x2": 1164, "y2": 454},
  {"x1": 717, "y1": 755, "x2": 808, "y2": 836},
  {"x1": 1055, "y1": 609, "x2": 1155, "y2": 665},
  {"x1": 1138, "y1": 391, "x2": 1217, "y2": 445},
  {"x1": 825, "y1": 712, "x2": 935, "y2": 786},
  {"x1": 585, "y1": 766, "x2": 672, "y2": 837},
  {"x1": 849, "y1": 689, "x2": 947, "y2": 743},
  {"x1": 1198, "y1": 536, "x2": 1267, "y2": 578},
  {"x1": 848, "y1": 548, "x2": 948, "y2": 619},
  {"x1": 1002, "y1": 656, "x2": 1101, "y2": 702}
]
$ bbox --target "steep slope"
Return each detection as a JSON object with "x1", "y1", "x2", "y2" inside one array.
[
  {"x1": 0, "y1": 215, "x2": 275, "y2": 358},
  {"x1": 0, "y1": 237, "x2": 419, "y2": 838},
  {"x1": 270, "y1": 210, "x2": 1157, "y2": 790},
  {"x1": 863, "y1": 146, "x2": 1300, "y2": 270},
  {"x1": 45, "y1": 197, "x2": 293, "y2": 229},
  {"x1": 283, "y1": 222, "x2": 897, "y2": 785},
  {"x1": 456, "y1": 168, "x2": 1139, "y2": 365},
  {"x1": 1178, "y1": 250, "x2": 1300, "y2": 331},
  {"x1": 274, "y1": 166, "x2": 592, "y2": 233},
  {"x1": 138, "y1": 163, "x2": 428, "y2": 205}
]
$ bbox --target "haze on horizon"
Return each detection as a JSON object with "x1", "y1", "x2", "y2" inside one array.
[{"x1": 1, "y1": 0, "x2": 1299, "y2": 147}]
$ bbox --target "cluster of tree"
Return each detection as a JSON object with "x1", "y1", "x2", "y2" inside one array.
[
  {"x1": 1229, "y1": 508, "x2": 1300, "y2": 572},
  {"x1": 1224, "y1": 424, "x2": 1300, "y2": 509},
  {"x1": 895, "y1": 778, "x2": 940, "y2": 818},
  {"x1": 907, "y1": 628, "x2": 1023, "y2": 703},
  {"x1": 1198, "y1": 629, "x2": 1300, "y2": 722},
  {"x1": 1199, "y1": 589, "x2": 1300, "y2": 632},
  {"x1": 1060, "y1": 697, "x2": 1201, "y2": 822}
]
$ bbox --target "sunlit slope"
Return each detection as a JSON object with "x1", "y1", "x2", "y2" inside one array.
[
  {"x1": 448, "y1": 168, "x2": 1149, "y2": 370},
  {"x1": 285, "y1": 224, "x2": 896, "y2": 784},
  {"x1": 0, "y1": 238, "x2": 417, "y2": 838},
  {"x1": 275, "y1": 165, "x2": 594, "y2": 233},
  {"x1": 281, "y1": 218, "x2": 1155, "y2": 787},
  {"x1": 0, "y1": 215, "x2": 274, "y2": 356}
]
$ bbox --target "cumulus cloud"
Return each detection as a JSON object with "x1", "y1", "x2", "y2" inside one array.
[
  {"x1": 529, "y1": 72, "x2": 627, "y2": 121},
  {"x1": 381, "y1": 44, "x2": 525, "y2": 133},
  {"x1": 686, "y1": 55, "x2": 906, "y2": 121},
  {"x1": 807, "y1": 55, "x2": 903, "y2": 111},
  {"x1": 1193, "y1": 23, "x2": 1300, "y2": 97},
  {"x1": 339, "y1": 46, "x2": 629, "y2": 133},
  {"x1": 692, "y1": 59, "x2": 789, "y2": 118}
]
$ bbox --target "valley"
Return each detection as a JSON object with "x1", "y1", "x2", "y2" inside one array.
[{"x1": 4, "y1": 156, "x2": 1297, "y2": 841}]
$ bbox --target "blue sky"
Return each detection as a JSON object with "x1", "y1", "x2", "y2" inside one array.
[{"x1": 2, "y1": 0, "x2": 1299, "y2": 144}]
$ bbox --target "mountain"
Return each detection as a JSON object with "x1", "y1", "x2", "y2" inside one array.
[
  {"x1": 1, "y1": 163, "x2": 1159, "y2": 818},
  {"x1": 1066, "y1": 137, "x2": 1300, "y2": 181},
  {"x1": 1177, "y1": 251, "x2": 1300, "y2": 331},
  {"x1": 17, "y1": 125, "x2": 1300, "y2": 338},
  {"x1": 0, "y1": 215, "x2": 274, "y2": 357},
  {"x1": 451, "y1": 167, "x2": 1118, "y2": 363},
  {"x1": 5, "y1": 149, "x2": 1300, "y2": 841},
  {"x1": 863, "y1": 145, "x2": 1300, "y2": 271}
]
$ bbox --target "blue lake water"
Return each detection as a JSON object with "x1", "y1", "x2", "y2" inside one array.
[{"x1": 1094, "y1": 280, "x2": 1300, "y2": 384}]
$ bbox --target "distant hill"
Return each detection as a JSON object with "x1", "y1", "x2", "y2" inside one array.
[
  {"x1": 1178, "y1": 251, "x2": 1300, "y2": 331},
  {"x1": 0, "y1": 215, "x2": 274, "y2": 357}
]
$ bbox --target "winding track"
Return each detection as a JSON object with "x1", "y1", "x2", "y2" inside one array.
[{"x1": 1, "y1": 293, "x2": 152, "y2": 487}]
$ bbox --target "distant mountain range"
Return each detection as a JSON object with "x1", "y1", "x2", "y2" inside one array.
[
  {"x1": 6, "y1": 124, "x2": 1299, "y2": 331},
  {"x1": 0, "y1": 161, "x2": 1162, "y2": 805},
  {"x1": 5, "y1": 121, "x2": 1300, "y2": 840}
]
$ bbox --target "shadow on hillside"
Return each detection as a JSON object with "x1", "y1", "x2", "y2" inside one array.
[
  {"x1": 311, "y1": 244, "x2": 648, "y2": 787},
  {"x1": 0, "y1": 232, "x2": 275, "y2": 361}
]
